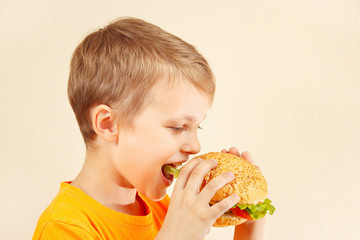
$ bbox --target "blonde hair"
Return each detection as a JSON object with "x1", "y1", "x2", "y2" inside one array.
[{"x1": 68, "y1": 17, "x2": 215, "y2": 144}]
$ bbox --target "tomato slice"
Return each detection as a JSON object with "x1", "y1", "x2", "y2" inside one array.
[{"x1": 230, "y1": 207, "x2": 253, "y2": 220}]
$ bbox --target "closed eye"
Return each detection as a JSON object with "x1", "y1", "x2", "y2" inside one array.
[
  {"x1": 170, "y1": 125, "x2": 203, "y2": 133},
  {"x1": 171, "y1": 127, "x2": 185, "y2": 132}
]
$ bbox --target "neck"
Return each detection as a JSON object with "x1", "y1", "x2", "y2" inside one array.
[{"x1": 71, "y1": 147, "x2": 147, "y2": 216}]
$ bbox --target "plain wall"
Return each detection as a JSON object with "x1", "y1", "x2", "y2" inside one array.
[{"x1": 1, "y1": 0, "x2": 359, "y2": 239}]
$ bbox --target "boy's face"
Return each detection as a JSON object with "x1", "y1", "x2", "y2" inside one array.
[{"x1": 113, "y1": 79, "x2": 211, "y2": 200}]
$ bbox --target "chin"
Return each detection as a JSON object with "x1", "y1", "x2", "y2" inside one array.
[{"x1": 143, "y1": 189, "x2": 167, "y2": 201}]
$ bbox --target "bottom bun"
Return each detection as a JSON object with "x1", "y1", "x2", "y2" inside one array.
[{"x1": 213, "y1": 212, "x2": 248, "y2": 227}]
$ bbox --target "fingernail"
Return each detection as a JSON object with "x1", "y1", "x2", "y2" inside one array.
[
  {"x1": 226, "y1": 171, "x2": 235, "y2": 179},
  {"x1": 234, "y1": 194, "x2": 240, "y2": 201}
]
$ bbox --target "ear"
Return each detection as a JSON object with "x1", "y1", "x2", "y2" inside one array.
[{"x1": 90, "y1": 104, "x2": 119, "y2": 143}]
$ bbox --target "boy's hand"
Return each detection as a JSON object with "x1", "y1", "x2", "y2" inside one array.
[
  {"x1": 221, "y1": 147, "x2": 260, "y2": 171},
  {"x1": 157, "y1": 157, "x2": 240, "y2": 240},
  {"x1": 221, "y1": 147, "x2": 266, "y2": 240}
]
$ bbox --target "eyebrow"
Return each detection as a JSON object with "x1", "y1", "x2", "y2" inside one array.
[{"x1": 171, "y1": 115, "x2": 207, "y2": 123}]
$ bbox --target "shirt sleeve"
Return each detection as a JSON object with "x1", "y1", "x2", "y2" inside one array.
[{"x1": 39, "y1": 221, "x2": 97, "y2": 240}]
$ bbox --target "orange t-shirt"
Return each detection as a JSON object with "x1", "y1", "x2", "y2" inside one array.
[{"x1": 33, "y1": 182, "x2": 169, "y2": 240}]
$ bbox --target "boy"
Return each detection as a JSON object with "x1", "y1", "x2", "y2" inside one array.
[{"x1": 33, "y1": 17, "x2": 265, "y2": 239}]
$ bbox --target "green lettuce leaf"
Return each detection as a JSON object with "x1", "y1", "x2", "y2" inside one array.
[
  {"x1": 232, "y1": 198, "x2": 275, "y2": 220},
  {"x1": 162, "y1": 165, "x2": 181, "y2": 178}
]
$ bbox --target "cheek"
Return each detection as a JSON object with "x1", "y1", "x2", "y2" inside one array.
[
  {"x1": 119, "y1": 126, "x2": 182, "y2": 165},
  {"x1": 142, "y1": 133, "x2": 183, "y2": 167},
  {"x1": 140, "y1": 127, "x2": 181, "y2": 147}
]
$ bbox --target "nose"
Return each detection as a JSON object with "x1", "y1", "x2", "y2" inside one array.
[{"x1": 180, "y1": 131, "x2": 201, "y2": 155}]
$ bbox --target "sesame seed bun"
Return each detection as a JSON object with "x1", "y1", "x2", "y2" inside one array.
[{"x1": 196, "y1": 152, "x2": 268, "y2": 227}]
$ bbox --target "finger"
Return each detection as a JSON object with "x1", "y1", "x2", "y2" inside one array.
[
  {"x1": 209, "y1": 193, "x2": 240, "y2": 219},
  {"x1": 229, "y1": 147, "x2": 241, "y2": 157},
  {"x1": 221, "y1": 149, "x2": 229, "y2": 153},
  {"x1": 199, "y1": 171, "x2": 235, "y2": 203},
  {"x1": 173, "y1": 157, "x2": 202, "y2": 191},
  {"x1": 185, "y1": 159, "x2": 218, "y2": 194},
  {"x1": 240, "y1": 151, "x2": 253, "y2": 163},
  {"x1": 241, "y1": 151, "x2": 261, "y2": 171}
]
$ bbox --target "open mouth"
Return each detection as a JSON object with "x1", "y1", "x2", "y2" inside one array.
[
  {"x1": 161, "y1": 163, "x2": 183, "y2": 182},
  {"x1": 162, "y1": 166, "x2": 174, "y2": 182}
]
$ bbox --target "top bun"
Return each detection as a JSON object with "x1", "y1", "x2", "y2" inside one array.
[{"x1": 197, "y1": 152, "x2": 268, "y2": 205}]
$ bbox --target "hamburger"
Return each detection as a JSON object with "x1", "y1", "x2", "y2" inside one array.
[{"x1": 163, "y1": 152, "x2": 275, "y2": 227}]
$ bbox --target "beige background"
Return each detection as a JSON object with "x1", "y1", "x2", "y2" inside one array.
[{"x1": 1, "y1": 0, "x2": 359, "y2": 239}]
